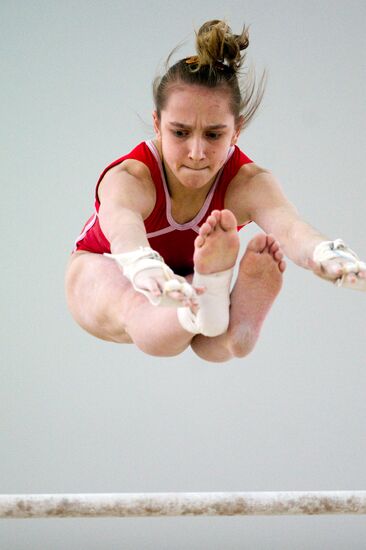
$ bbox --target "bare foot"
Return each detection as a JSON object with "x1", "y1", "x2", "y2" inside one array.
[
  {"x1": 194, "y1": 209, "x2": 240, "y2": 274},
  {"x1": 228, "y1": 233, "x2": 285, "y2": 350},
  {"x1": 190, "y1": 233, "x2": 285, "y2": 361}
]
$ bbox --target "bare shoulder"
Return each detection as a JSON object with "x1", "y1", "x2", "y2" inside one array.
[
  {"x1": 116, "y1": 158, "x2": 153, "y2": 180},
  {"x1": 226, "y1": 161, "x2": 298, "y2": 229},
  {"x1": 99, "y1": 158, "x2": 154, "y2": 192},
  {"x1": 225, "y1": 162, "x2": 275, "y2": 223},
  {"x1": 98, "y1": 158, "x2": 156, "y2": 219}
]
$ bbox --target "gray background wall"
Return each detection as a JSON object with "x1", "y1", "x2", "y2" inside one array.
[{"x1": 1, "y1": 1, "x2": 365, "y2": 548}]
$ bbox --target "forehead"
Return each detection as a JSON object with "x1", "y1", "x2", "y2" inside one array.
[{"x1": 162, "y1": 84, "x2": 233, "y2": 121}]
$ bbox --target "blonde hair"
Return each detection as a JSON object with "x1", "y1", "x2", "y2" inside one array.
[{"x1": 153, "y1": 19, "x2": 266, "y2": 130}]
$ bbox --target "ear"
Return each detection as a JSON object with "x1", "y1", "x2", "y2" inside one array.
[
  {"x1": 152, "y1": 111, "x2": 161, "y2": 139},
  {"x1": 231, "y1": 116, "x2": 244, "y2": 146}
]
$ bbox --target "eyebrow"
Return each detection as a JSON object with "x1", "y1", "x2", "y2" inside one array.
[{"x1": 169, "y1": 122, "x2": 228, "y2": 130}]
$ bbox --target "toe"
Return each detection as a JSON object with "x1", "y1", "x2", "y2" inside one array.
[
  {"x1": 279, "y1": 260, "x2": 287, "y2": 273},
  {"x1": 246, "y1": 233, "x2": 267, "y2": 254},
  {"x1": 269, "y1": 241, "x2": 280, "y2": 254},
  {"x1": 199, "y1": 221, "x2": 212, "y2": 237},
  {"x1": 220, "y1": 209, "x2": 238, "y2": 231},
  {"x1": 194, "y1": 234, "x2": 205, "y2": 248},
  {"x1": 210, "y1": 209, "x2": 221, "y2": 221},
  {"x1": 273, "y1": 250, "x2": 284, "y2": 262},
  {"x1": 268, "y1": 236, "x2": 284, "y2": 255},
  {"x1": 206, "y1": 214, "x2": 218, "y2": 230},
  {"x1": 266, "y1": 234, "x2": 277, "y2": 248}
]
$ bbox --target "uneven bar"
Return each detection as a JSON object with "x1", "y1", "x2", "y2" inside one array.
[{"x1": 1, "y1": 491, "x2": 366, "y2": 518}]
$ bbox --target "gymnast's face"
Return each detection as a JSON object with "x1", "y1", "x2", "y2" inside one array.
[{"x1": 153, "y1": 84, "x2": 242, "y2": 192}]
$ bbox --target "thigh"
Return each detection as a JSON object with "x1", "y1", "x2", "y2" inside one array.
[
  {"x1": 65, "y1": 251, "x2": 134, "y2": 343},
  {"x1": 65, "y1": 252, "x2": 194, "y2": 356}
]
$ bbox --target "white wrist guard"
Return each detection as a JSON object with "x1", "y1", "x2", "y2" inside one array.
[
  {"x1": 104, "y1": 247, "x2": 196, "y2": 306},
  {"x1": 313, "y1": 239, "x2": 366, "y2": 291}
]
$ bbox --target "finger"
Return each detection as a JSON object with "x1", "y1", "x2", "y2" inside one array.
[
  {"x1": 314, "y1": 260, "x2": 345, "y2": 280},
  {"x1": 344, "y1": 273, "x2": 358, "y2": 285},
  {"x1": 182, "y1": 299, "x2": 197, "y2": 309},
  {"x1": 150, "y1": 281, "x2": 163, "y2": 296},
  {"x1": 324, "y1": 261, "x2": 344, "y2": 277},
  {"x1": 167, "y1": 290, "x2": 187, "y2": 302},
  {"x1": 193, "y1": 285, "x2": 206, "y2": 295},
  {"x1": 141, "y1": 276, "x2": 165, "y2": 295},
  {"x1": 165, "y1": 287, "x2": 197, "y2": 305}
]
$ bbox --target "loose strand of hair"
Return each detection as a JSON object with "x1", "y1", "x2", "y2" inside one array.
[{"x1": 240, "y1": 66, "x2": 267, "y2": 130}]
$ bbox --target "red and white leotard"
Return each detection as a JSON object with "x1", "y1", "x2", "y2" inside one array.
[{"x1": 74, "y1": 140, "x2": 252, "y2": 275}]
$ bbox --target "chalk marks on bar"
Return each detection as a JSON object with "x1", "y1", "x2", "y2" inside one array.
[{"x1": 1, "y1": 491, "x2": 366, "y2": 518}]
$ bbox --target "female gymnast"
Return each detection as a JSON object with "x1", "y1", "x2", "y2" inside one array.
[{"x1": 65, "y1": 20, "x2": 366, "y2": 362}]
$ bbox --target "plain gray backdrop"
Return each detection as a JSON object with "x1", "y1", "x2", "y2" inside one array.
[{"x1": 1, "y1": 1, "x2": 365, "y2": 548}]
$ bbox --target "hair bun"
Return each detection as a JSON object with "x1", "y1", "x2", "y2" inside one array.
[
  {"x1": 153, "y1": 18, "x2": 265, "y2": 132},
  {"x1": 195, "y1": 19, "x2": 249, "y2": 71}
]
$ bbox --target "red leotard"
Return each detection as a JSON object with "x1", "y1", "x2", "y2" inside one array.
[{"x1": 74, "y1": 140, "x2": 252, "y2": 275}]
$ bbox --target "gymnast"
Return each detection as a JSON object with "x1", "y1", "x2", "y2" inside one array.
[{"x1": 65, "y1": 19, "x2": 366, "y2": 362}]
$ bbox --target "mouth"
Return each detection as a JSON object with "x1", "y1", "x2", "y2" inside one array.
[{"x1": 183, "y1": 166, "x2": 208, "y2": 171}]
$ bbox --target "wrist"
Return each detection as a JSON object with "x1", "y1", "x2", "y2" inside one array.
[{"x1": 312, "y1": 239, "x2": 350, "y2": 264}]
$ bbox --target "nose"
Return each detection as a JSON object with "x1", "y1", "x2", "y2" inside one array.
[{"x1": 188, "y1": 136, "x2": 206, "y2": 162}]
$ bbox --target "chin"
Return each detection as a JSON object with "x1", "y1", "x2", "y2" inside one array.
[
  {"x1": 180, "y1": 175, "x2": 210, "y2": 188},
  {"x1": 178, "y1": 169, "x2": 212, "y2": 185}
]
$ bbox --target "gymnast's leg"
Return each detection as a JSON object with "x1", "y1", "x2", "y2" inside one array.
[
  {"x1": 190, "y1": 211, "x2": 285, "y2": 362},
  {"x1": 65, "y1": 251, "x2": 194, "y2": 356},
  {"x1": 65, "y1": 211, "x2": 284, "y2": 360}
]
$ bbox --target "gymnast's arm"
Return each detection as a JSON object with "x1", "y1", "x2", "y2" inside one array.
[
  {"x1": 227, "y1": 167, "x2": 327, "y2": 270},
  {"x1": 98, "y1": 159, "x2": 155, "y2": 253},
  {"x1": 228, "y1": 166, "x2": 366, "y2": 287},
  {"x1": 98, "y1": 160, "x2": 196, "y2": 305}
]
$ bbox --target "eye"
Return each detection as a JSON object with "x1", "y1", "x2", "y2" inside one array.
[
  {"x1": 172, "y1": 130, "x2": 188, "y2": 138},
  {"x1": 206, "y1": 132, "x2": 221, "y2": 140}
]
